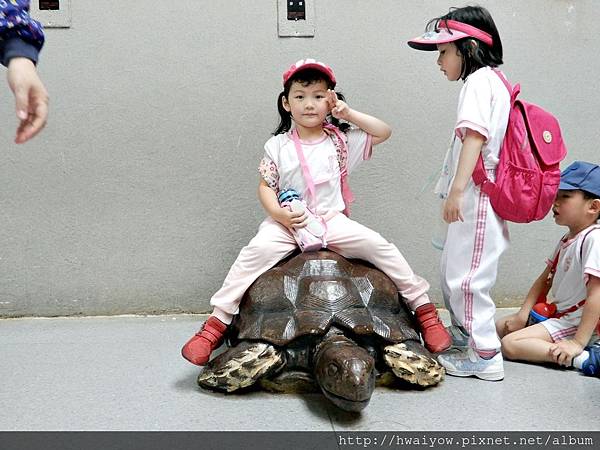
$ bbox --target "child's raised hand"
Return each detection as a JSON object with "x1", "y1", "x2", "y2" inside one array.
[
  {"x1": 326, "y1": 89, "x2": 350, "y2": 120},
  {"x1": 274, "y1": 206, "x2": 308, "y2": 230},
  {"x1": 549, "y1": 339, "x2": 584, "y2": 367}
]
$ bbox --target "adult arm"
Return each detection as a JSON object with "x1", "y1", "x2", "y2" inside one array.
[
  {"x1": 0, "y1": 0, "x2": 45, "y2": 66},
  {"x1": 1, "y1": 1, "x2": 47, "y2": 143}
]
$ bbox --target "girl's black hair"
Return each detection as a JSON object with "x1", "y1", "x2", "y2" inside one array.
[
  {"x1": 427, "y1": 6, "x2": 503, "y2": 81},
  {"x1": 273, "y1": 68, "x2": 350, "y2": 135}
]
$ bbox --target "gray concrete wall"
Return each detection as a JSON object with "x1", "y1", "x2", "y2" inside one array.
[{"x1": 0, "y1": 0, "x2": 597, "y2": 317}]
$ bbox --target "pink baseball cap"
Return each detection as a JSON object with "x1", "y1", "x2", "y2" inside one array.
[
  {"x1": 282, "y1": 58, "x2": 336, "y2": 87},
  {"x1": 408, "y1": 19, "x2": 493, "y2": 51}
]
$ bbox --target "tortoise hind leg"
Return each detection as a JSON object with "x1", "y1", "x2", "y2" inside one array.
[
  {"x1": 383, "y1": 340, "x2": 445, "y2": 387},
  {"x1": 198, "y1": 341, "x2": 285, "y2": 392}
]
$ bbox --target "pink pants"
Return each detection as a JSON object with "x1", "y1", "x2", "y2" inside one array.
[{"x1": 210, "y1": 213, "x2": 431, "y2": 324}]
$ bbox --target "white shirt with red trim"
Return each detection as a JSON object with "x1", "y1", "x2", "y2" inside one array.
[
  {"x1": 434, "y1": 66, "x2": 510, "y2": 198},
  {"x1": 260, "y1": 128, "x2": 372, "y2": 215},
  {"x1": 548, "y1": 224, "x2": 600, "y2": 315}
]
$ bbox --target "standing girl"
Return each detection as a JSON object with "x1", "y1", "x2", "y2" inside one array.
[
  {"x1": 408, "y1": 7, "x2": 510, "y2": 380},
  {"x1": 182, "y1": 59, "x2": 451, "y2": 365}
]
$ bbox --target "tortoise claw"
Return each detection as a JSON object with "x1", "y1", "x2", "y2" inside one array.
[
  {"x1": 198, "y1": 341, "x2": 285, "y2": 392},
  {"x1": 383, "y1": 342, "x2": 445, "y2": 387}
]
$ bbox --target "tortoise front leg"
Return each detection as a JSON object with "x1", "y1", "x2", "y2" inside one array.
[
  {"x1": 198, "y1": 341, "x2": 285, "y2": 392},
  {"x1": 383, "y1": 340, "x2": 445, "y2": 387}
]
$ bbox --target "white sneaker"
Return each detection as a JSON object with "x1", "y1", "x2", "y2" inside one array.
[{"x1": 437, "y1": 348, "x2": 504, "y2": 381}]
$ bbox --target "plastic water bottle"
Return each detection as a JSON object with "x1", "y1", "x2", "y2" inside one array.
[
  {"x1": 526, "y1": 302, "x2": 557, "y2": 326},
  {"x1": 277, "y1": 188, "x2": 324, "y2": 252},
  {"x1": 431, "y1": 200, "x2": 447, "y2": 251}
]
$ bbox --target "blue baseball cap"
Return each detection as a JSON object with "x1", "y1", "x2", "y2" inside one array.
[{"x1": 559, "y1": 161, "x2": 600, "y2": 197}]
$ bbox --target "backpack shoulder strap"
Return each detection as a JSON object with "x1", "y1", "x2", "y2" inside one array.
[
  {"x1": 491, "y1": 68, "x2": 513, "y2": 96},
  {"x1": 472, "y1": 69, "x2": 515, "y2": 191},
  {"x1": 579, "y1": 225, "x2": 600, "y2": 261},
  {"x1": 323, "y1": 123, "x2": 353, "y2": 215},
  {"x1": 323, "y1": 124, "x2": 348, "y2": 171}
]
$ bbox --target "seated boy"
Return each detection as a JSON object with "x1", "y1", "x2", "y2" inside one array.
[{"x1": 496, "y1": 161, "x2": 600, "y2": 376}]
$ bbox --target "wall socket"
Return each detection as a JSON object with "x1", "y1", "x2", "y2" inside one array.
[
  {"x1": 31, "y1": 0, "x2": 71, "y2": 28},
  {"x1": 278, "y1": 0, "x2": 315, "y2": 37}
]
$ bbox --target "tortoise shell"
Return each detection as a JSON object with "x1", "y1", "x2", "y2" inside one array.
[{"x1": 234, "y1": 251, "x2": 419, "y2": 346}]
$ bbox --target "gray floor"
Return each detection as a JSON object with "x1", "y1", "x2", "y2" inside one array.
[{"x1": 1, "y1": 312, "x2": 598, "y2": 431}]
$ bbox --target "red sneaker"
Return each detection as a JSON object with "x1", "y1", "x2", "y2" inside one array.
[
  {"x1": 181, "y1": 316, "x2": 228, "y2": 365},
  {"x1": 415, "y1": 303, "x2": 452, "y2": 353}
]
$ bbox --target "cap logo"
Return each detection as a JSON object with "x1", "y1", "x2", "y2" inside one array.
[{"x1": 543, "y1": 131, "x2": 553, "y2": 144}]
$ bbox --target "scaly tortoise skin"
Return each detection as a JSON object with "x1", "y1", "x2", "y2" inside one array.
[{"x1": 198, "y1": 251, "x2": 444, "y2": 412}]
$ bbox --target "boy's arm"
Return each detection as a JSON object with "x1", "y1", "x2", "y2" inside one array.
[
  {"x1": 443, "y1": 129, "x2": 485, "y2": 223},
  {"x1": 550, "y1": 275, "x2": 600, "y2": 366},
  {"x1": 574, "y1": 276, "x2": 600, "y2": 344},
  {"x1": 258, "y1": 179, "x2": 306, "y2": 229},
  {"x1": 326, "y1": 90, "x2": 391, "y2": 145},
  {"x1": 498, "y1": 265, "x2": 551, "y2": 337},
  {"x1": 520, "y1": 265, "x2": 553, "y2": 317}
]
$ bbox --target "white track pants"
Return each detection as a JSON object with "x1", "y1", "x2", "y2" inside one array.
[
  {"x1": 210, "y1": 213, "x2": 431, "y2": 324},
  {"x1": 441, "y1": 180, "x2": 510, "y2": 354}
]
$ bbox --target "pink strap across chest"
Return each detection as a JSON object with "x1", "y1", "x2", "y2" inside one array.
[
  {"x1": 291, "y1": 126, "x2": 354, "y2": 216},
  {"x1": 291, "y1": 129, "x2": 317, "y2": 209}
]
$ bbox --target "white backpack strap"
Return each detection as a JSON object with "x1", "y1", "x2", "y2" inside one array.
[{"x1": 579, "y1": 225, "x2": 600, "y2": 261}]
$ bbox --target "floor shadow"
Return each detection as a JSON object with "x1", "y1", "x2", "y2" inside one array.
[{"x1": 172, "y1": 367, "x2": 206, "y2": 393}]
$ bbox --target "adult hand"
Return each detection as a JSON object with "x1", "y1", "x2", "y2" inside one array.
[
  {"x1": 549, "y1": 339, "x2": 584, "y2": 367},
  {"x1": 443, "y1": 190, "x2": 464, "y2": 223},
  {"x1": 7, "y1": 57, "x2": 49, "y2": 144},
  {"x1": 326, "y1": 89, "x2": 351, "y2": 121}
]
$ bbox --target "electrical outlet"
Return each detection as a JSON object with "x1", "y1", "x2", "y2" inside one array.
[
  {"x1": 31, "y1": 0, "x2": 71, "y2": 28},
  {"x1": 287, "y1": 1, "x2": 306, "y2": 21},
  {"x1": 278, "y1": 0, "x2": 314, "y2": 37}
]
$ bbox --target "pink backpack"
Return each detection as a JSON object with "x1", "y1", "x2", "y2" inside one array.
[{"x1": 472, "y1": 70, "x2": 567, "y2": 223}]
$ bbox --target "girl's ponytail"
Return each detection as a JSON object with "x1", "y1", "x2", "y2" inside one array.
[{"x1": 273, "y1": 91, "x2": 292, "y2": 135}]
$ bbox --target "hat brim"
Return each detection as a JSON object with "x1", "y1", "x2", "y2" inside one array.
[
  {"x1": 558, "y1": 181, "x2": 578, "y2": 191},
  {"x1": 407, "y1": 29, "x2": 471, "y2": 51}
]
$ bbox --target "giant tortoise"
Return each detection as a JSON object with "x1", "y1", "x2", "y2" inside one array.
[{"x1": 198, "y1": 251, "x2": 444, "y2": 411}]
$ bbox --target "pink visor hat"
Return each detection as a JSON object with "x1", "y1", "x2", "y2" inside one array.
[
  {"x1": 407, "y1": 19, "x2": 493, "y2": 51},
  {"x1": 282, "y1": 58, "x2": 336, "y2": 87}
]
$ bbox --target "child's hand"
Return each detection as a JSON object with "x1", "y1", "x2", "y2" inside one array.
[
  {"x1": 443, "y1": 190, "x2": 464, "y2": 223},
  {"x1": 499, "y1": 312, "x2": 527, "y2": 337},
  {"x1": 274, "y1": 206, "x2": 308, "y2": 230},
  {"x1": 549, "y1": 339, "x2": 584, "y2": 367},
  {"x1": 326, "y1": 90, "x2": 351, "y2": 121}
]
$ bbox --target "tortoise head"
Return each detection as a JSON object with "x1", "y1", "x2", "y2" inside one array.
[{"x1": 313, "y1": 336, "x2": 375, "y2": 412}]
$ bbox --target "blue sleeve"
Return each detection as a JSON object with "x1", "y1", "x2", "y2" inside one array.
[{"x1": 0, "y1": 1, "x2": 45, "y2": 66}]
